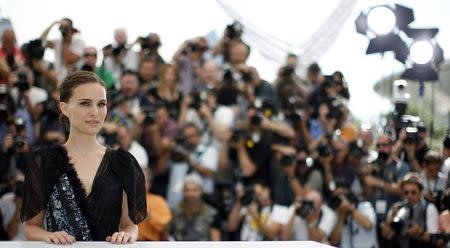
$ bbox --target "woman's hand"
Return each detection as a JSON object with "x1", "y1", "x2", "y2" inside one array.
[
  {"x1": 46, "y1": 231, "x2": 75, "y2": 245},
  {"x1": 106, "y1": 231, "x2": 135, "y2": 244}
]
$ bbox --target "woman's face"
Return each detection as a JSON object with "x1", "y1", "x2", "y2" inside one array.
[
  {"x1": 162, "y1": 67, "x2": 176, "y2": 86},
  {"x1": 60, "y1": 83, "x2": 107, "y2": 136}
]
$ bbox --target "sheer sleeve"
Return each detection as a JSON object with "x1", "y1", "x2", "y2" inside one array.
[
  {"x1": 20, "y1": 148, "x2": 47, "y2": 222},
  {"x1": 112, "y1": 149, "x2": 147, "y2": 224}
]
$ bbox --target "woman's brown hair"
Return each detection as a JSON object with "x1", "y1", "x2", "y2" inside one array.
[{"x1": 58, "y1": 71, "x2": 105, "y2": 126}]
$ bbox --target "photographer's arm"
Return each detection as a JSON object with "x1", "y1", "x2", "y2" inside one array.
[
  {"x1": 31, "y1": 59, "x2": 58, "y2": 86},
  {"x1": 280, "y1": 209, "x2": 297, "y2": 240},
  {"x1": 236, "y1": 144, "x2": 257, "y2": 177},
  {"x1": 329, "y1": 213, "x2": 345, "y2": 246},
  {"x1": 41, "y1": 21, "x2": 58, "y2": 49},
  {"x1": 261, "y1": 118, "x2": 295, "y2": 139},
  {"x1": 62, "y1": 41, "x2": 81, "y2": 66},
  {"x1": 5, "y1": 199, "x2": 21, "y2": 239},
  {"x1": 172, "y1": 40, "x2": 189, "y2": 63},
  {"x1": 187, "y1": 160, "x2": 215, "y2": 178},
  {"x1": 226, "y1": 201, "x2": 244, "y2": 231}
]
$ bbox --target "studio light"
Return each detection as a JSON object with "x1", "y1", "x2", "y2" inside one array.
[
  {"x1": 409, "y1": 40, "x2": 434, "y2": 65},
  {"x1": 355, "y1": 4, "x2": 414, "y2": 62},
  {"x1": 367, "y1": 6, "x2": 396, "y2": 35},
  {"x1": 401, "y1": 28, "x2": 444, "y2": 82}
]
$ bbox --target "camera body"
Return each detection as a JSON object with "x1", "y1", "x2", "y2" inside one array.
[
  {"x1": 21, "y1": 39, "x2": 45, "y2": 60},
  {"x1": 296, "y1": 199, "x2": 315, "y2": 218},
  {"x1": 225, "y1": 22, "x2": 243, "y2": 40},
  {"x1": 240, "y1": 187, "x2": 255, "y2": 206},
  {"x1": 12, "y1": 135, "x2": 26, "y2": 149},
  {"x1": 139, "y1": 36, "x2": 161, "y2": 50},
  {"x1": 189, "y1": 91, "x2": 207, "y2": 110},
  {"x1": 390, "y1": 205, "x2": 412, "y2": 233},
  {"x1": 15, "y1": 72, "x2": 30, "y2": 93},
  {"x1": 171, "y1": 136, "x2": 188, "y2": 162}
]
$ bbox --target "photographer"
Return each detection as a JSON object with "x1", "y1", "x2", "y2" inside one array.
[
  {"x1": 212, "y1": 22, "x2": 247, "y2": 65},
  {"x1": 227, "y1": 181, "x2": 288, "y2": 241},
  {"x1": 237, "y1": 65, "x2": 278, "y2": 113},
  {"x1": 138, "y1": 57, "x2": 159, "y2": 93},
  {"x1": 280, "y1": 190, "x2": 337, "y2": 243},
  {"x1": 0, "y1": 29, "x2": 24, "y2": 71},
  {"x1": 419, "y1": 151, "x2": 446, "y2": 211},
  {"x1": 137, "y1": 33, "x2": 165, "y2": 67},
  {"x1": 169, "y1": 174, "x2": 221, "y2": 241},
  {"x1": 393, "y1": 126, "x2": 429, "y2": 173},
  {"x1": 381, "y1": 173, "x2": 439, "y2": 248},
  {"x1": 80, "y1": 47, "x2": 115, "y2": 89},
  {"x1": 328, "y1": 190, "x2": 377, "y2": 248},
  {"x1": 116, "y1": 120, "x2": 148, "y2": 169},
  {"x1": 172, "y1": 37, "x2": 209, "y2": 94},
  {"x1": 21, "y1": 39, "x2": 58, "y2": 93},
  {"x1": 141, "y1": 103, "x2": 178, "y2": 197},
  {"x1": 275, "y1": 65, "x2": 307, "y2": 112},
  {"x1": 41, "y1": 18, "x2": 85, "y2": 82},
  {"x1": 102, "y1": 28, "x2": 139, "y2": 84},
  {"x1": 363, "y1": 134, "x2": 410, "y2": 224},
  {"x1": 178, "y1": 122, "x2": 218, "y2": 195}
]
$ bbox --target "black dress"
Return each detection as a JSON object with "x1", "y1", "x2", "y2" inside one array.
[{"x1": 20, "y1": 144, "x2": 147, "y2": 241}]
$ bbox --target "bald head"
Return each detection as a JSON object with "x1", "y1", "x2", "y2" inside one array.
[
  {"x1": 1, "y1": 29, "x2": 17, "y2": 50},
  {"x1": 305, "y1": 190, "x2": 322, "y2": 208}
]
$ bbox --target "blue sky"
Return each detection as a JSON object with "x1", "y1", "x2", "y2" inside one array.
[{"x1": 1, "y1": 0, "x2": 449, "y2": 124}]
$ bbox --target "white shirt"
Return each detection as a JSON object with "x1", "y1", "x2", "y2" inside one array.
[
  {"x1": 240, "y1": 204, "x2": 290, "y2": 241},
  {"x1": 288, "y1": 204, "x2": 337, "y2": 241},
  {"x1": 442, "y1": 158, "x2": 450, "y2": 182},
  {"x1": 51, "y1": 34, "x2": 85, "y2": 83},
  {"x1": 11, "y1": 86, "x2": 48, "y2": 106},
  {"x1": 340, "y1": 201, "x2": 378, "y2": 248},
  {"x1": 127, "y1": 141, "x2": 148, "y2": 169},
  {"x1": 420, "y1": 171, "x2": 447, "y2": 193},
  {"x1": 0, "y1": 193, "x2": 25, "y2": 240},
  {"x1": 190, "y1": 144, "x2": 219, "y2": 194}
]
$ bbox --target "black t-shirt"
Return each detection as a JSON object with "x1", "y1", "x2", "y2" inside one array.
[
  {"x1": 21, "y1": 144, "x2": 147, "y2": 241},
  {"x1": 229, "y1": 132, "x2": 273, "y2": 186}
]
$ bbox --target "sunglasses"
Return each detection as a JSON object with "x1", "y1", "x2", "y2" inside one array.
[
  {"x1": 403, "y1": 190, "x2": 418, "y2": 196},
  {"x1": 84, "y1": 53, "x2": 97, "y2": 57},
  {"x1": 376, "y1": 143, "x2": 390, "y2": 148}
]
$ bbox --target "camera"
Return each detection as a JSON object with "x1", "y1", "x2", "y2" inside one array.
[
  {"x1": 171, "y1": 136, "x2": 188, "y2": 162},
  {"x1": 230, "y1": 128, "x2": 245, "y2": 143},
  {"x1": 139, "y1": 36, "x2": 161, "y2": 50},
  {"x1": 190, "y1": 91, "x2": 207, "y2": 110},
  {"x1": 317, "y1": 143, "x2": 333, "y2": 157},
  {"x1": 279, "y1": 65, "x2": 295, "y2": 78},
  {"x1": 404, "y1": 127, "x2": 419, "y2": 144},
  {"x1": 250, "y1": 113, "x2": 263, "y2": 126},
  {"x1": 21, "y1": 39, "x2": 45, "y2": 60},
  {"x1": 390, "y1": 205, "x2": 412, "y2": 233},
  {"x1": 240, "y1": 187, "x2": 255, "y2": 206},
  {"x1": 328, "y1": 193, "x2": 357, "y2": 210},
  {"x1": 296, "y1": 199, "x2": 315, "y2": 218},
  {"x1": 240, "y1": 70, "x2": 253, "y2": 83},
  {"x1": 141, "y1": 105, "x2": 157, "y2": 126},
  {"x1": 280, "y1": 155, "x2": 295, "y2": 166},
  {"x1": 13, "y1": 136, "x2": 26, "y2": 149},
  {"x1": 15, "y1": 73, "x2": 30, "y2": 93},
  {"x1": 225, "y1": 22, "x2": 243, "y2": 40},
  {"x1": 0, "y1": 104, "x2": 8, "y2": 123},
  {"x1": 14, "y1": 117, "x2": 26, "y2": 132},
  {"x1": 296, "y1": 157, "x2": 313, "y2": 168},
  {"x1": 112, "y1": 44, "x2": 126, "y2": 57}
]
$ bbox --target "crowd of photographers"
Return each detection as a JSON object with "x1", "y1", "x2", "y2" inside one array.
[{"x1": 0, "y1": 18, "x2": 449, "y2": 247}]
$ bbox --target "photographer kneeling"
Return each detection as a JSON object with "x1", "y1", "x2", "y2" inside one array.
[
  {"x1": 381, "y1": 173, "x2": 439, "y2": 248},
  {"x1": 227, "y1": 181, "x2": 288, "y2": 241},
  {"x1": 328, "y1": 189, "x2": 377, "y2": 248},
  {"x1": 280, "y1": 190, "x2": 337, "y2": 244}
]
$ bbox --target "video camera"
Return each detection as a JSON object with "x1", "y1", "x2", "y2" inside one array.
[{"x1": 296, "y1": 199, "x2": 315, "y2": 218}]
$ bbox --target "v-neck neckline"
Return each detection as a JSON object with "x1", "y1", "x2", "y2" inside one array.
[{"x1": 61, "y1": 144, "x2": 110, "y2": 200}]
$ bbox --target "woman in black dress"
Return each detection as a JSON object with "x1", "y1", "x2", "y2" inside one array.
[{"x1": 20, "y1": 71, "x2": 147, "y2": 244}]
